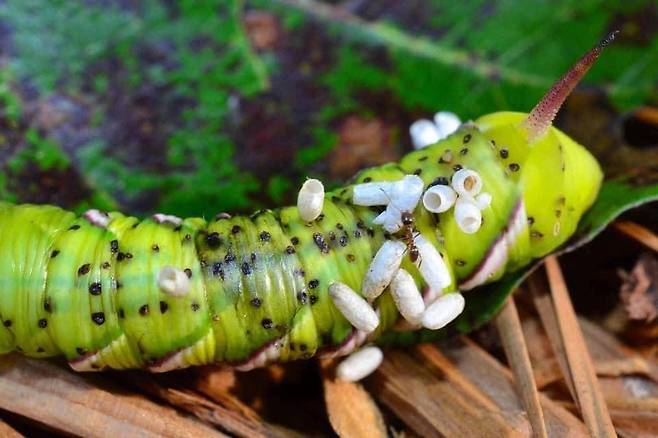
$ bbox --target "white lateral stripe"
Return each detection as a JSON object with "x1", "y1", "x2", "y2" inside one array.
[
  {"x1": 83, "y1": 209, "x2": 110, "y2": 228},
  {"x1": 152, "y1": 213, "x2": 183, "y2": 227},
  {"x1": 329, "y1": 282, "x2": 379, "y2": 333},
  {"x1": 317, "y1": 329, "x2": 369, "y2": 359},
  {"x1": 234, "y1": 337, "x2": 285, "y2": 371},
  {"x1": 459, "y1": 236, "x2": 508, "y2": 290},
  {"x1": 68, "y1": 352, "x2": 103, "y2": 372},
  {"x1": 459, "y1": 200, "x2": 525, "y2": 290},
  {"x1": 148, "y1": 349, "x2": 191, "y2": 373},
  {"x1": 505, "y1": 200, "x2": 527, "y2": 247}
]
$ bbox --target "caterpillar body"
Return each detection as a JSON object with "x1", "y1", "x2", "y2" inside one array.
[{"x1": 0, "y1": 34, "x2": 613, "y2": 373}]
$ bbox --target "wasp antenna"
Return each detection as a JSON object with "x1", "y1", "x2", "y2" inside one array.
[{"x1": 522, "y1": 30, "x2": 619, "y2": 142}]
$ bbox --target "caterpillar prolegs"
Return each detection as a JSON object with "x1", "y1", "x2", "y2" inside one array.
[{"x1": 0, "y1": 33, "x2": 613, "y2": 374}]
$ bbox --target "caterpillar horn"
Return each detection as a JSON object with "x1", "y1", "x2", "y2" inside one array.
[{"x1": 522, "y1": 30, "x2": 620, "y2": 142}]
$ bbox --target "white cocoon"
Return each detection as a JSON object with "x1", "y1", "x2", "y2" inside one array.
[
  {"x1": 157, "y1": 266, "x2": 191, "y2": 297},
  {"x1": 422, "y1": 185, "x2": 457, "y2": 213},
  {"x1": 433, "y1": 111, "x2": 461, "y2": 139},
  {"x1": 329, "y1": 282, "x2": 380, "y2": 333},
  {"x1": 362, "y1": 240, "x2": 406, "y2": 300},
  {"x1": 475, "y1": 192, "x2": 492, "y2": 210},
  {"x1": 336, "y1": 346, "x2": 384, "y2": 382},
  {"x1": 297, "y1": 178, "x2": 325, "y2": 222},
  {"x1": 414, "y1": 234, "x2": 452, "y2": 292},
  {"x1": 451, "y1": 168, "x2": 483, "y2": 198},
  {"x1": 355, "y1": 175, "x2": 424, "y2": 232},
  {"x1": 373, "y1": 208, "x2": 403, "y2": 233},
  {"x1": 389, "y1": 175, "x2": 424, "y2": 212},
  {"x1": 455, "y1": 197, "x2": 482, "y2": 234},
  {"x1": 352, "y1": 181, "x2": 394, "y2": 206},
  {"x1": 390, "y1": 268, "x2": 425, "y2": 324},
  {"x1": 421, "y1": 292, "x2": 465, "y2": 330},
  {"x1": 409, "y1": 119, "x2": 440, "y2": 149}
]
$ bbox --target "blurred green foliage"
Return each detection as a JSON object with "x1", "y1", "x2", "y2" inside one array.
[{"x1": 0, "y1": 0, "x2": 656, "y2": 217}]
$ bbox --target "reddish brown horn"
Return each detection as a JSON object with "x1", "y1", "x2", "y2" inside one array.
[{"x1": 522, "y1": 30, "x2": 619, "y2": 142}]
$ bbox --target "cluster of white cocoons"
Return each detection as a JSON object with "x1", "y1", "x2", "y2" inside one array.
[
  {"x1": 422, "y1": 168, "x2": 491, "y2": 234},
  {"x1": 409, "y1": 111, "x2": 462, "y2": 149},
  {"x1": 297, "y1": 178, "x2": 325, "y2": 222},
  {"x1": 334, "y1": 168, "x2": 477, "y2": 381},
  {"x1": 352, "y1": 175, "x2": 424, "y2": 233}
]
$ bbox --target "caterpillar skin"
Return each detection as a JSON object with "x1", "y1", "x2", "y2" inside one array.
[{"x1": 0, "y1": 112, "x2": 602, "y2": 372}]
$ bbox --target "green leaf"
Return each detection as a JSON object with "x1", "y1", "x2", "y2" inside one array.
[{"x1": 563, "y1": 174, "x2": 658, "y2": 252}]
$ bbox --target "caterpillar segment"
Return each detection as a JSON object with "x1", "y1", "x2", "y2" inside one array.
[{"x1": 0, "y1": 34, "x2": 611, "y2": 373}]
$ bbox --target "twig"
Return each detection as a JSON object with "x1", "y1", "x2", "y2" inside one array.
[
  {"x1": 369, "y1": 346, "x2": 521, "y2": 437},
  {"x1": 320, "y1": 359, "x2": 387, "y2": 438},
  {"x1": 132, "y1": 375, "x2": 274, "y2": 438},
  {"x1": 494, "y1": 296, "x2": 548, "y2": 438},
  {"x1": 543, "y1": 256, "x2": 617, "y2": 437},
  {"x1": 452, "y1": 337, "x2": 589, "y2": 435},
  {"x1": 613, "y1": 221, "x2": 658, "y2": 252},
  {"x1": 528, "y1": 271, "x2": 578, "y2": 400},
  {"x1": 368, "y1": 339, "x2": 589, "y2": 436},
  {"x1": 0, "y1": 418, "x2": 21, "y2": 438},
  {"x1": 194, "y1": 368, "x2": 263, "y2": 421},
  {"x1": 0, "y1": 355, "x2": 223, "y2": 438}
]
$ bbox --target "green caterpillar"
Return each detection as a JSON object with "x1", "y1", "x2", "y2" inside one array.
[{"x1": 0, "y1": 33, "x2": 613, "y2": 372}]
